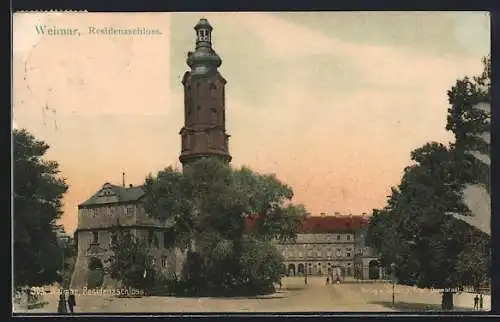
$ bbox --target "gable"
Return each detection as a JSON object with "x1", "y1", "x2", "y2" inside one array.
[{"x1": 79, "y1": 182, "x2": 146, "y2": 207}]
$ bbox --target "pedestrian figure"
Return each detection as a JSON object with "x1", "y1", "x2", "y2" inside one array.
[
  {"x1": 474, "y1": 294, "x2": 479, "y2": 310},
  {"x1": 479, "y1": 294, "x2": 483, "y2": 310},
  {"x1": 67, "y1": 293, "x2": 76, "y2": 313},
  {"x1": 326, "y1": 277, "x2": 330, "y2": 284},
  {"x1": 57, "y1": 292, "x2": 67, "y2": 313}
]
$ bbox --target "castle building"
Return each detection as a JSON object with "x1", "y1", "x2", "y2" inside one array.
[
  {"x1": 70, "y1": 18, "x2": 384, "y2": 289},
  {"x1": 70, "y1": 18, "x2": 227, "y2": 289},
  {"x1": 246, "y1": 214, "x2": 384, "y2": 280}
]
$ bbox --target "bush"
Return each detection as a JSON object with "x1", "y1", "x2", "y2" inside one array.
[
  {"x1": 150, "y1": 271, "x2": 178, "y2": 296},
  {"x1": 87, "y1": 269, "x2": 104, "y2": 288}
]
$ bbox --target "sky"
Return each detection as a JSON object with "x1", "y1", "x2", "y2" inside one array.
[{"x1": 12, "y1": 12, "x2": 490, "y2": 233}]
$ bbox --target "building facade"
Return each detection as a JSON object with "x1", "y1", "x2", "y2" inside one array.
[
  {"x1": 70, "y1": 183, "x2": 184, "y2": 289},
  {"x1": 273, "y1": 215, "x2": 384, "y2": 280}
]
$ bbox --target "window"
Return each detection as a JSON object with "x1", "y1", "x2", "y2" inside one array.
[
  {"x1": 336, "y1": 248, "x2": 341, "y2": 257},
  {"x1": 124, "y1": 206, "x2": 135, "y2": 216},
  {"x1": 347, "y1": 235, "x2": 351, "y2": 241},
  {"x1": 336, "y1": 235, "x2": 341, "y2": 240},
  {"x1": 346, "y1": 248, "x2": 352, "y2": 257},
  {"x1": 148, "y1": 230, "x2": 159, "y2": 248},
  {"x1": 92, "y1": 231, "x2": 99, "y2": 244},
  {"x1": 298, "y1": 251, "x2": 303, "y2": 257},
  {"x1": 308, "y1": 250, "x2": 313, "y2": 257},
  {"x1": 161, "y1": 256, "x2": 168, "y2": 268},
  {"x1": 109, "y1": 234, "x2": 117, "y2": 248},
  {"x1": 163, "y1": 230, "x2": 175, "y2": 248},
  {"x1": 211, "y1": 108, "x2": 217, "y2": 124}
]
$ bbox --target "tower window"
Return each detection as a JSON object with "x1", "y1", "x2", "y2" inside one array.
[
  {"x1": 211, "y1": 108, "x2": 217, "y2": 124},
  {"x1": 199, "y1": 29, "x2": 209, "y2": 41}
]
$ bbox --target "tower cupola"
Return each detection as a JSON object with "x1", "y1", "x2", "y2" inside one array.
[{"x1": 187, "y1": 18, "x2": 222, "y2": 76}]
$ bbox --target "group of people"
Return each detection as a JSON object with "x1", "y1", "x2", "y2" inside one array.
[
  {"x1": 57, "y1": 291, "x2": 76, "y2": 313},
  {"x1": 473, "y1": 294, "x2": 484, "y2": 311},
  {"x1": 325, "y1": 276, "x2": 342, "y2": 284}
]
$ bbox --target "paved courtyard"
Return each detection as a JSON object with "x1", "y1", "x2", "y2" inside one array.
[{"x1": 14, "y1": 277, "x2": 489, "y2": 313}]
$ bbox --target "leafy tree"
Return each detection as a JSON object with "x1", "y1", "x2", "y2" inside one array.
[
  {"x1": 367, "y1": 57, "x2": 491, "y2": 310},
  {"x1": 105, "y1": 228, "x2": 154, "y2": 292},
  {"x1": 446, "y1": 55, "x2": 490, "y2": 191},
  {"x1": 14, "y1": 129, "x2": 69, "y2": 288},
  {"x1": 142, "y1": 157, "x2": 306, "y2": 294}
]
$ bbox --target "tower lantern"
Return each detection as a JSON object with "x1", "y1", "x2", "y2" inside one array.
[{"x1": 195, "y1": 18, "x2": 213, "y2": 47}]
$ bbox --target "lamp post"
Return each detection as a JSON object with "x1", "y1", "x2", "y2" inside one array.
[{"x1": 390, "y1": 263, "x2": 396, "y2": 306}]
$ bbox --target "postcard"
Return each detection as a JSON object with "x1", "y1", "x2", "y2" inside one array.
[{"x1": 12, "y1": 11, "x2": 491, "y2": 314}]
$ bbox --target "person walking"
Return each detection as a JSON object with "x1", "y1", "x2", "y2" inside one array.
[
  {"x1": 57, "y1": 292, "x2": 67, "y2": 313},
  {"x1": 326, "y1": 277, "x2": 330, "y2": 285},
  {"x1": 474, "y1": 294, "x2": 479, "y2": 311},
  {"x1": 67, "y1": 293, "x2": 76, "y2": 313},
  {"x1": 479, "y1": 294, "x2": 484, "y2": 311}
]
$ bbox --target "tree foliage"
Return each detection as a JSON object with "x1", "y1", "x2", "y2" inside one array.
[
  {"x1": 141, "y1": 158, "x2": 306, "y2": 294},
  {"x1": 105, "y1": 228, "x2": 154, "y2": 291},
  {"x1": 446, "y1": 55, "x2": 490, "y2": 191},
  {"x1": 14, "y1": 129, "x2": 69, "y2": 288},
  {"x1": 367, "y1": 57, "x2": 491, "y2": 308}
]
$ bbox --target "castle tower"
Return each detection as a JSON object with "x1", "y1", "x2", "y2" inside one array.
[{"x1": 179, "y1": 18, "x2": 232, "y2": 167}]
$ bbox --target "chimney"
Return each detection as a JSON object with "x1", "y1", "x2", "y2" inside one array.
[{"x1": 122, "y1": 172, "x2": 125, "y2": 188}]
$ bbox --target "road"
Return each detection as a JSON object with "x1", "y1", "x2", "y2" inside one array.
[{"x1": 14, "y1": 277, "x2": 488, "y2": 313}]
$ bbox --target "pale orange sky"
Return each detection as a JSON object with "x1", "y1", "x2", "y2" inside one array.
[{"x1": 12, "y1": 12, "x2": 490, "y2": 233}]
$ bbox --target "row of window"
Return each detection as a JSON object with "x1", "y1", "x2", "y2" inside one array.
[
  {"x1": 90, "y1": 229, "x2": 175, "y2": 249},
  {"x1": 83, "y1": 206, "x2": 136, "y2": 218},
  {"x1": 283, "y1": 248, "x2": 353, "y2": 258}
]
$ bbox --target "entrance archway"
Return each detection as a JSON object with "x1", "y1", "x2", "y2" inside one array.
[
  {"x1": 297, "y1": 263, "x2": 305, "y2": 275},
  {"x1": 368, "y1": 260, "x2": 380, "y2": 279},
  {"x1": 87, "y1": 257, "x2": 104, "y2": 288},
  {"x1": 288, "y1": 263, "x2": 296, "y2": 276}
]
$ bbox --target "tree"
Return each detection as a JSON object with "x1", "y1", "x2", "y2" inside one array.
[
  {"x1": 446, "y1": 56, "x2": 491, "y2": 233},
  {"x1": 141, "y1": 157, "x2": 306, "y2": 295},
  {"x1": 105, "y1": 227, "x2": 154, "y2": 292},
  {"x1": 13, "y1": 129, "x2": 69, "y2": 288},
  {"x1": 367, "y1": 143, "x2": 490, "y2": 309},
  {"x1": 367, "y1": 57, "x2": 491, "y2": 310}
]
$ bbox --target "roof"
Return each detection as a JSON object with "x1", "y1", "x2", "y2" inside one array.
[
  {"x1": 79, "y1": 183, "x2": 145, "y2": 207},
  {"x1": 194, "y1": 18, "x2": 213, "y2": 31},
  {"x1": 245, "y1": 215, "x2": 369, "y2": 233}
]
